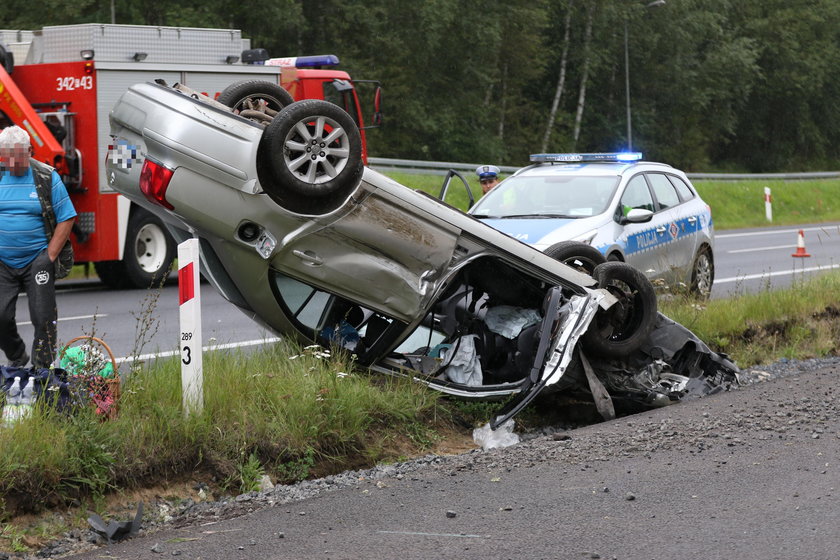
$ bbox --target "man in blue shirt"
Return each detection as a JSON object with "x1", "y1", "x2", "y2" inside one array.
[{"x1": 0, "y1": 126, "x2": 76, "y2": 368}]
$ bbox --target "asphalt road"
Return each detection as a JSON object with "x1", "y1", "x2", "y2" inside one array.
[
  {"x1": 10, "y1": 222, "x2": 840, "y2": 366},
  {"x1": 712, "y1": 222, "x2": 840, "y2": 298},
  {"x1": 63, "y1": 363, "x2": 840, "y2": 560}
]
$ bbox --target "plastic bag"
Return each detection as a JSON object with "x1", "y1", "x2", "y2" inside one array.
[
  {"x1": 440, "y1": 335, "x2": 482, "y2": 386},
  {"x1": 472, "y1": 418, "x2": 520, "y2": 450}
]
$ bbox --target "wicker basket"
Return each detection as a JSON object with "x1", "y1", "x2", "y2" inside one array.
[{"x1": 59, "y1": 336, "x2": 120, "y2": 419}]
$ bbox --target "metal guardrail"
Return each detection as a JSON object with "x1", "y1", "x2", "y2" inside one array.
[{"x1": 368, "y1": 157, "x2": 840, "y2": 181}]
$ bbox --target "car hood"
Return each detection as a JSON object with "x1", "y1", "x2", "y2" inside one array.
[{"x1": 479, "y1": 216, "x2": 605, "y2": 249}]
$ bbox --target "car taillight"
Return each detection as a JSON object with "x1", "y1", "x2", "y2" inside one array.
[{"x1": 139, "y1": 159, "x2": 175, "y2": 210}]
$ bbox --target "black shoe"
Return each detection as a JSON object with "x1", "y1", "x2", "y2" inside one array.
[{"x1": 9, "y1": 351, "x2": 29, "y2": 368}]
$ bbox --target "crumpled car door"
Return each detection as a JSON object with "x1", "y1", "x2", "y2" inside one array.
[
  {"x1": 489, "y1": 287, "x2": 604, "y2": 429},
  {"x1": 271, "y1": 186, "x2": 461, "y2": 323}
]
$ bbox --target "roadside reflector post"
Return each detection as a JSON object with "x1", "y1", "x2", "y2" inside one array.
[
  {"x1": 178, "y1": 239, "x2": 204, "y2": 415},
  {"x1": 764, "y1": 187, "x2": 772, "y2": 221}
]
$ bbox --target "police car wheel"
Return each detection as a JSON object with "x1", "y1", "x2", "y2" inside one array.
[
  {"x1": 257, "y1": 100, "x2": 363, "y2": 215},
  {"x1": 217, "y1": 80, "x2": 294, "y2": 116},
  {"x1": 690, "y1": 246, "x2": 714, "y2": 299},
  {"x1": 582, "y1": 262, "x2": 657, "y2": 358},
  {"x1": 544, "y1": 241, "x2": 606, "y2": 275}
]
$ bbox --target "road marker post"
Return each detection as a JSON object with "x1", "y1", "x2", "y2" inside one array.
[
  {"x1": 178, "y1": 239, "x2": 204, "y2": 415},
  {"x1": 764, "y1": 187, "x2": 772, "y2": 221}
]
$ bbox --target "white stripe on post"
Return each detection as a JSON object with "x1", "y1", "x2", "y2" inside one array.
[{"x1": 178, "y1": 239, "x2": 203, "y2": 415}]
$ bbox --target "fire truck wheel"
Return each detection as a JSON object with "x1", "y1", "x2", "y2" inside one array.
[
  {"x1": 544, "y1": 241, "x2": 606, "y2": 275},
  {"x1": 95, "y1": 209, "x2": 175, "y2": 289},
  {"x1": 217, "y1": 80, "x2": 294, "y2": 118},
  {"x1": 581, "y1": 261, "x2": 657, "y2": 358},
  {"x1": 257, "y1": 100, "x2": 363, "y2": 215}
]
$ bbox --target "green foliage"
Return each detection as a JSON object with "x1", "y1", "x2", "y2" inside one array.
[
  {"x1": 235, "y1": 452, "x2": 266, "y2": 494},
  {"x1": 4, "y1": 0, "x2": 840, "y2": 170}
]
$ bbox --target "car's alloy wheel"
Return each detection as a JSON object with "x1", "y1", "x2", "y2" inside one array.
[
  {"x1": 690, "y1": 247, "x2": 714, "y2": 299},
  {"x1": 217, "y1": 80, "x2": 294, "y2": 124},
  {"x1": 257, "y1": 100, "x2": 363, "y2": 215}
]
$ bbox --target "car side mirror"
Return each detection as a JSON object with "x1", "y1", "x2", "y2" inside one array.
[{"x1": 620, "y1": 208, "x2": 653, "y2": 225}]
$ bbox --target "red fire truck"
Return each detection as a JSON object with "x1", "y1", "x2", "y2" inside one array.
[{"x1": 0, "y1": 24, "x2": 381, "y2": 288}]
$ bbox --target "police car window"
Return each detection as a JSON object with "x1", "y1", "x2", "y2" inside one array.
[
  {"x1": 648, "y1": 173, "x2": 680, "y2": 210},
  {"x1": 620, "y1": 175, "x2": 654, "y2": 213},
  {"x1": 666, "y1": 175, "x2": 695, "y2": 201}
]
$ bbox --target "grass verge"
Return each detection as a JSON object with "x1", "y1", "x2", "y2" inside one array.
[{"x1": 0, "y1": 341, "x2": 440, "y2": 525}]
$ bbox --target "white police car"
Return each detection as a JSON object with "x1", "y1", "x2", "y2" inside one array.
[{"x1": 469, "y1": 153, "x2": 715, "y2": 297}]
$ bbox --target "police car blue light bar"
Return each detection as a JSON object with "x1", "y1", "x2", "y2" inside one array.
[
  {"x1": 264, "y1": 54, "x2": 340, "y2": 68},
  {"x1": 530, "y1": 152, "x2": 643, "y2": 163}
]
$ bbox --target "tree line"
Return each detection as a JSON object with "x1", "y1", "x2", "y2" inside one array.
[{"x1": 3, "y1": 0, "x2": 839, "y2": 171}]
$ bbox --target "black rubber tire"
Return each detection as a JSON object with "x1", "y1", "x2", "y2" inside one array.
[
  {"x1": 582, "y1": 261, "x2": 657, "y2": 358},
  {"x1": 95, "y1": 208, "x2": 175, "y2": 289},
  {"x1": 257, "y1": 99, "x2": 363, "y2": 215},
  {"x1": 216, "y1": 80, "x2": 294, "y2": 113},
  {"x1": 544, "y1": 241, "x2": 606, "y2": 275},
  {"x1": 690, "y1": 246, "x2": 714, "y2": 299}
]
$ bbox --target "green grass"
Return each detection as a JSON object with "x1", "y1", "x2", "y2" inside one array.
[
  {"x1": 381, "y1": 171, "x2": 840, "y2": 231},
  {"x1": 660, "y1": 272, "x2": 840, "y2": 366},
  {"x1": 693, "y1": 178, "x2": 840, "y2": 230},
  {"x1": 0, "y1": 340, "x2": 440, "y2": 523}
]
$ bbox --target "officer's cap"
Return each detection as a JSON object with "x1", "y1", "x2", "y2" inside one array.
[{"x1": 475, "y1": 165, "x2": 500, "y2": 180}]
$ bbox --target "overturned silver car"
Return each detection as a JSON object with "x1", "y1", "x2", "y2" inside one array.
[{"x1": 106, "y1": 80, "x2": 738, "y2": 427}]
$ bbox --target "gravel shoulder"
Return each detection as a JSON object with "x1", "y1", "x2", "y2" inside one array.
[{"x1": 47, "y1": 358, "x2": 840, "y2": 560}]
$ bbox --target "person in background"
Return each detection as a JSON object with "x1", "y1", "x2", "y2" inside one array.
[
  {"x1": 476, "y1": 164, "x2": 501, "y2": 195},
  {"x1": 0, "y1": 125, "x2": 76, "y2": 368}
]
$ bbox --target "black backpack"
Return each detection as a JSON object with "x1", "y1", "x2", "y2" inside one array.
[{"x1": 30, "y1": 159, "x2": 74, "y2": 279}]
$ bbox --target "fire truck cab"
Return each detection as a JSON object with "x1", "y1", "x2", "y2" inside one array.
[{"x1": 0, "y1": 24, "x2": 381, "y2": 288}]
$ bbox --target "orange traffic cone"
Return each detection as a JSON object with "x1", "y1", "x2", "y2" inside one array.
[{"x1": 791, "y1": 229, "x2": 811, "y2": 258}]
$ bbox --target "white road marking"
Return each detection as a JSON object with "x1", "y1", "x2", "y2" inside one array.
[
  {"x1": 717, "y1": 225, "x2": 840, "y2": 239},
  {"x1": 716, "y1": 263, "x2": 840, "y2": 284},
  {"x1": 727, "y1": 244, "x2": 795, "y2": 253},
  {"x1": 16, "y1": 313, "x2": 106, "y2": 326},
  {"x1": 377, "y1": 531, "x2": 483, "y2": 539},
  {"x1": 116, "y1": 337, "x2": 281, "y2": 364}
]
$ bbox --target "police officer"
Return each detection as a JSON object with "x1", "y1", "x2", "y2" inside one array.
[{"x1": 475, "y1": 165, "x2": 500, "y2": 195}]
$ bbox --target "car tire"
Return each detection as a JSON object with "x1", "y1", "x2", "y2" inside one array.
[
  {"x1": 257, "y1": 99, "x2": 363, "y2": 215},
  {"x1": 582, "y1": 261, "x2": 657, "y2": 358},
  {"x1": 544, "y1": 241, "x2": 606, "y2": 275},
  {"x1": 216, "y1": 80, "x2": 294, "y2": 114},
  {"x1": 690, "y1": 246, "x2": 714, "y2": 299},
  {"x1": 95, "y1": 208, "x2": 175, "y2": 289}
]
